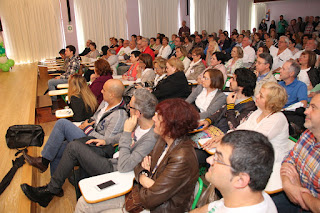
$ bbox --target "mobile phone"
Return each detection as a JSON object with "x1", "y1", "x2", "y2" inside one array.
[
  {"x1": 95, "y1": 180, "x2": 116, "y2": 191},
  {"x1": 196, "y1": 125, "x2": 204, "y2": 130}
]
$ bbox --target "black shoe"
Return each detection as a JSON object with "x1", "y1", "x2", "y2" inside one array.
[
  {"x1": 20, "y1": 184, "x2": 54, "y2": 207},
  {"x1": 22, "y1": 150, "x2": 48, "y2": 173}
]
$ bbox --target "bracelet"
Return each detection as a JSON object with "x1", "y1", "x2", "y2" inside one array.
[{"x1": 140, "y1": 170, "x2": 151, "y2": 178}]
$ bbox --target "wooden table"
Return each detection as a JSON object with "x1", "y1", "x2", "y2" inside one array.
[{"x1": 0, "y1": 63, "x2": 38, "y2": 212}]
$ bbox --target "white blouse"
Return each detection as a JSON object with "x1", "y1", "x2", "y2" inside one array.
[
  {"x1": 236, "y1": 109, "x2": 289, "y2": 163},
  {"x1": 298, "y1": 67, "x2": 311, "y2": 88},
  {"x1": 158, "y1": 45, "x2": 172, "y2": 59},
  {"x1": 195, "y1": 88, "x2": 218, "y2": 113}
]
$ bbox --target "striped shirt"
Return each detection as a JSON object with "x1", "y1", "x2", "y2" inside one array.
[{"x1": 283, "y1": 129, "x2": 320, "y2": 197}]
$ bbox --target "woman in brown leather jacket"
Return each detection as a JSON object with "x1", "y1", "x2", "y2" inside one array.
[{"x1": 134, "y1": 98, "x2": 199, "y2": 212}]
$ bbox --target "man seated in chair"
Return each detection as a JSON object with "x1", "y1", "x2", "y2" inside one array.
[
  {"x1": 272, "y1": 92, "x2": 320, "y2": 212},
  {"x1": 21, "y1": 88, "x2": 158, "y2": 208},
  {"x1": 48, "y1": 45, "x2": 80, "y2": 103},
  {"x1": 24, "y1": 79, "x2": 128, "y2": 175},
  {"x1": 191, "y1": 130, "x2": 277, "y2": 213},
  {"x1": 48, "y1": 49, "x2": 69, "y2": 75}
]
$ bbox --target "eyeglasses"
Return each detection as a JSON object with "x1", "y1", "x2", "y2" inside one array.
[{"x1": 210, "y1": 152, "x2": 233, "y2": 169}]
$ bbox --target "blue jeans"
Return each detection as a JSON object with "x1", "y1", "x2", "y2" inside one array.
[
  {"x1": 41, "y1": 119, "x2": 86, "y2": 174},
  {"x1": 48, "y1": 78, "x2": 68, "y2": 101}
]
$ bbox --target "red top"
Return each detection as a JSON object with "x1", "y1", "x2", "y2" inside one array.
[{"x1": 142, "y1": 46, "x2": 155, "y2": 61}]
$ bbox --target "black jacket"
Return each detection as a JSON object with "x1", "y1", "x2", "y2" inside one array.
[{"x1": 152, "y1": 71, "x2": 191, "y2": 102}]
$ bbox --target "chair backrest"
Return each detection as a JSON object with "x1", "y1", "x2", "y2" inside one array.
[{"x1": 191, "y1": 177, "x2": 204, "y2": 210}]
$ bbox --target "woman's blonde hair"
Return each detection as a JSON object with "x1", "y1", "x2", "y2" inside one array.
[
  {"x1": 233, "y1": 46, "x2": 244, "y2": 58},
  {"x1": 153, "y1": 58, "x2": 167, "y2": 70},
  {"x1": 68, "y1": 74, "x2": 98, "y2": 113},
  {"x1": 261, "y1": 82, "x2": 287, "y2": 113},
  {"x1": 167, "y1": 57, "x2": 184, "y2": 72}
]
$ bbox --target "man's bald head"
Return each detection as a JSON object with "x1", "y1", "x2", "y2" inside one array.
[{"x1": 103, "y1": 79, "x2": 125, "y2": 101}]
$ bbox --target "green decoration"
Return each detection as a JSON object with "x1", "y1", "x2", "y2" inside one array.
[
  {"x1": 1, "y1": 64, "x2": 10, "y2": 72},
  {"x1": 6, "y1": 59, "x2": 15, "y2": 67}
]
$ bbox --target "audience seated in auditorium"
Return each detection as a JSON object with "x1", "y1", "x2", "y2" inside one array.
[
  {"x1": 235, "y1": 33, "x2": 244, "y2": 47},
  {"x1": 136, "y1": 53, "x2": 155, "y2": 84},
  {"x1": 205, "y1": 40, "x2": 220, "y2": 66},
  {"x1": 48, "y1": 49, "x2": 69, "y2": 74},
  {"x1": 75, "y1": 98, "x2": 198, "y2": 212},
  {"x1": 272, "y1": 92, "x2": 320, "y2": 212},
  {"x1": 23, "y1": 79, "x2": 128, "y2": 175},
  {"x1": 79, "y1": 39, "x2": 92, "y2": 57},
  {"x1": 89, "y1": 59, "x2": 113, "y2": 105},
  {"x1": 151, "y1": 58, "x2": 167, "y2": 88},
  {"x1": 225, "y1": 46, "x2": 244, "y2": 74},
  {"x1": 117, "y1": 39, "x2": 131, "y2": 61},
  {"x1": 252, "y1": 33, "x2": 264, "y2": 52},
  {"x1": 191, "y1": 130, "x2": 277, "y2": 213},
  {"x1": 149, "y1": 37, "x2": 156, "y2": 49},
  {"x1": 203, "y1": 82, "x2": 289, "y2": 166},
  {"x1": 272, "y1": 36, "x2": 293, "y2": 72},
  {"x1": 105, "y1": 49, "x2": 119, "y2": 76},
  {"x1": 109, "y1": 37, "x2": 119, "y2": 49},
  {"x1": 152, "y1": 58, "x2": 190, "y2": 102},
  {"x1": 279, "y1": 60, "x2": 308, "y2": 137},
  {"x1": 184, "y1": 36, "x2": 193, "y2": 53},
  {"x1": 185, "y1": 47, "x2": 206, "y2": 80},
  {"x1": 186, "y1": 69, "x2": 226, "y2": 120},
  {"x1": 288, "y1": 38, "x2": 300, "y2": 55},
  {"x1": 196, "y1": 68, "x2": 257, "y2": 163},
  {"x1": 193, "y1": 34, "x2": 206, "y2": 50},
  {"x1": 254, "y1": 53, "x2": 277, "y2": 97},
  {"x1": 293, "y1": 38, "x2": 320, "y2": 59},
  {"x1": 48, "y1": 45, "x2": 80, "y2": 103},
  {"x1": 203, "y1": 52, "x2": 227, "y2": 82},
  {"x1": 67, "y1": 74, "x2": 97, "y2": 122},
  {"x1": 157, "y1": 37, "x2": 172, "y2": 59},
  {"x1": 266, "y1": 37, "x2": 278, "y2": 57},
  {"x1": 241, "y1": 37, "x2": 255, "y2": 68},
  {"x1": 21, "y1": 88, "x2": 157, "y2": 208},
  {"x1": 122, "y1": 51, "x2": 141, "y2": 81},
  {"x1": 175, "y1": 45, "x2": 191, "y2": 72},
  {"x1": 153, "y1": 38, "x2": 162, "y2": 56},
  {"x1": 168, "y1": 36, "x2": 183, "y2": 58},
  {"x1": 115, "y1": 38, "x2": 124, "y2": 54},
  {"x1": 297, "y1": 50, "x2": 319, "y2": 91},
  {"x1": 217, "y1": 32, "x2": 231, "y2": 53},
  {"x1": 279, "y1": 60, "x2": 308, "y2": 108},
  {"x1": 84, "y1": 42, "x2": 100, "y2": 59},
  {"x1": 140, "y1": 37, "x2": 155, "y2": 60}
]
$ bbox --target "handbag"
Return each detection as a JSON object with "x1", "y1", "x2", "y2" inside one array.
[
  {"x1": 5, "y1": 125, "x2": 44, "y2": 149},
  {"x1": 124, "y1": 184, "x2": 144, "y2": 213}
]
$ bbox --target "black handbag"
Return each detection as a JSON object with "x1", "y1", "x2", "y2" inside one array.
[{"x1": 5, "y1": 125, "x2": 44, "y2": 149}]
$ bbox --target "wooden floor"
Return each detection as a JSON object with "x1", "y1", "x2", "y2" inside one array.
[{"x1": 0, "y1": 64, "x2": 76, "y2": 213}]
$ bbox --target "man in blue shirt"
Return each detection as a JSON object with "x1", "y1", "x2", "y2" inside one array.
[
  {"x1": 279, "y1": 60, "x2": 308, "y2": 136},
  {"x1": 278, "y1": 60, "x2": 308, "y2": 108}
]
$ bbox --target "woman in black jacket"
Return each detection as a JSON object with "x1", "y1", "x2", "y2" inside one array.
[{"x1": 152, "y1": 58, "x2": 191, "y2": 102}]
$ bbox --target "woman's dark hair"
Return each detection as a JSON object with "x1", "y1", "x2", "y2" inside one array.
[
  {"x1": 94, "y1": 59, "x2": 112, "y2": 76},
  {"x1": 156, "y1": 99, "x2": 199, "y2": 139},
  {"x1": 138, "y1": 53, "x2": 153, "y2": 69},
  {"x1": 131, "y1": 51, "x2": 141, "y2": 58},
  {"x1": 234, "y1": 68, "x2": 256, "y2": 97},
  {"x1": 89, "y1": 42, "x2": 96, "y2": 49},
  {"x1": 212, "y1": 52, "x2": 226, "y2": 64},
  {"x1": 205, "y1": 69, "x2": 224, "y2": 89},
  {"x1": 101, "y1": 46, "x2": 109, "y2": 56},
  {"x1": 258, "y1": 45, "x2": 270, "y2": 54}
]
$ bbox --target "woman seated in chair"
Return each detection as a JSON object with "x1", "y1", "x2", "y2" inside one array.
[
  {"x1": 122, "y1": 51, "x2": 141, "y2": 81},
  {"x1": 225, "y1": 46, "x2": 244, "y2": 74},
  {"x1": 152, "y1": 58, "x2": 190, "y2": 102},
  {"x1": 135, "y1": 53, "x2": 155, "y2": 85},
  {"x1": 75, "y1": 98, "x2": 199, "y2": 212},
  {"x1": 68, "y1": 74, "x2": 97, "y2": 122},
  {"x1": 202, "y1": 82, "x2": 289, "y2": 165},
  {"x1": 186, "y1": 69, "x2": 226, "y2": 120},
  {"x1": 89, "y1": 59, "x2": 113, "y2": 104}
]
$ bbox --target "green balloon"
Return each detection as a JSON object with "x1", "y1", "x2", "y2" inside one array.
[
  {"x1": 0, "y1": 42, "x2": 3, "y2": 47},
  {"x1": 0, "y1": 48, "x2": 4, "y2": 54},
  {"x1": 1, "y1": 53, "x2": 5, "y2": 56},
  {"x1": 6, "y1": 59, "x2": 14, "y2": 67},
  {"x1": 1, "y1": 64, "x2": 9, "y2": 72}
]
